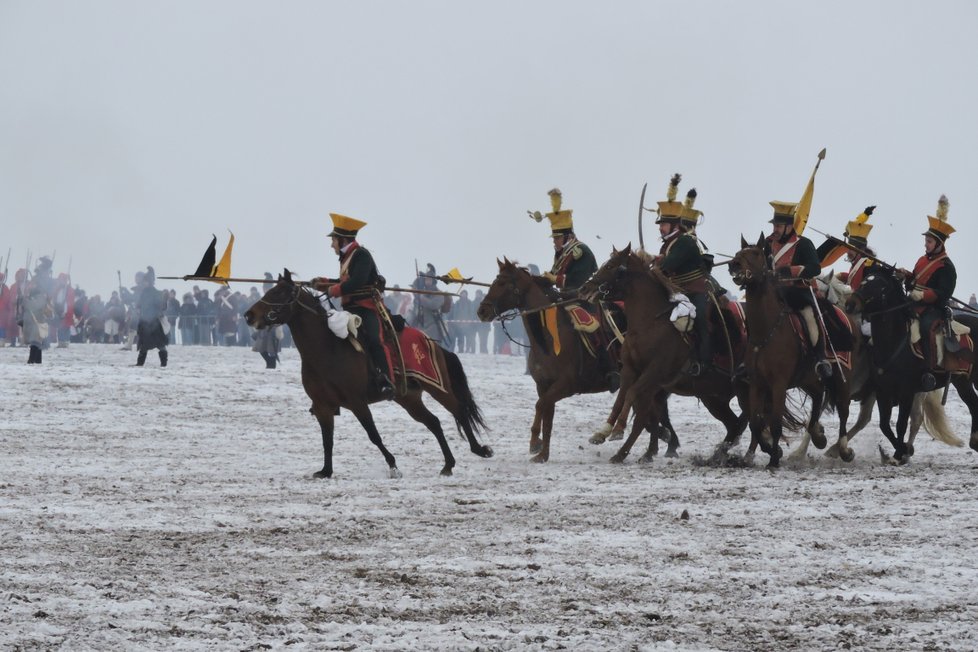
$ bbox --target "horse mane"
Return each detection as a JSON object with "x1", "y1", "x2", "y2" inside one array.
[{"x1": 632, "y1": 248, "x2": 656, "y2": 266}]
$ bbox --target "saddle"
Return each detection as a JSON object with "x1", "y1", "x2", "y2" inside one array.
[
  {"x1": 910, "y1": 318, "x2": 974, "y2": 375},
  {"x1": 708, "y1": 296, "x2": 748, "y2": 372},
  {"x1": 787, "y1": 304, "x2": 855, "y2": 371}
]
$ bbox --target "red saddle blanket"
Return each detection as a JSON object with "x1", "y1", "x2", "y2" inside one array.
[
  {"x1": 711, "y1": 301, "x2": 748, "y2": 371},
  {"x1": 383, "y1": 326, "x2": 447, "y2": 393},
  {"x1": 788, "y1": 306, "x2": 853, "y2": 370},
  {"x1": 565, "y1": 305, "x2": 601, "y2": 333}
]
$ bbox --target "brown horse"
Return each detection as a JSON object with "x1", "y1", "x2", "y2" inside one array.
[
  {"x1": 578, "y1": 245, "x2": 749, "y2": 463},
  {"x1": 729, "y1": 236, "x2": 855, "y2": 467},
  {"x1": 476, "y1": 258, "x2": 614, "y2": 462},
  {"x1": 244, "y1": 270, "x2": 493, "y2": 478}
]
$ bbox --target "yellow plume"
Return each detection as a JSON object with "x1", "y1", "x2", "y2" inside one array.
[
  {"x1": 667, "y1": 173, "x2": 681, "y2": 202},
  {"x1": 548, "y1": 188, "x2": 562, "y2": 213},
  {"x1": 936, "y1": 194, "x2": 949, "y2": 221}
]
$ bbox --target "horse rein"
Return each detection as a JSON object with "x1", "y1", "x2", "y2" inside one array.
[{"x1": 257, "y1": 284, "x2": 323, "y2": 323}]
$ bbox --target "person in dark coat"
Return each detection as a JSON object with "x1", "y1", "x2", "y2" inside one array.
[
  {"x1": 529, "y1": 188, "x2": 597, "y2": 295},
  {"x1": 312, "y1": 213, "x2": 394, "y2": 399},
  {"x1": 897, "y1": 195, "x2": 958, "y2": 390},
  {"x1": 135, "y1": 266, "x2": 169, "y2": 366},
  {"x1": 652, "y1": 175, "x2": 712, "y2": 376},
  {"x1": 178, "y1": 293, "x2": 196, "y2": 345},
  {"x1": 764, "y1": 199, "x2": 829, "y2": 378},
  {"x1": 23, "y1": 286, "x2": 52, "y2": 364}
]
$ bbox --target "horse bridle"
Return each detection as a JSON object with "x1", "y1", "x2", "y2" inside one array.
[{"x1": 257, "y1": 284, "x2": 321, "y2": 324}]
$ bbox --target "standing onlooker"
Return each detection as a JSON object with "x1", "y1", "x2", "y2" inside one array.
[
  {"x1": 215, "y1": 287, "x2": 238, "y2": 346},
  {"x1": 165, "y1": 289, "x2": 180, "y2": 345},
  {"x1": 196, "y1": 289, "x2": 215, "y2": 345},
  {"x1": 969, "y1": 293, "x2": 977, "y2": 310},
  {"x1": 473, "y1": 289, "x2": 491, "y2": 354},
  {"x1": 134, "y1": 267, "x2": 168, "y2": 367},
  {"x1": 178, "y1": 293, "x2": 196, "y2": 345},
  {"x1": 24, "y1": 286, "x2": 53, "y2": 364}
]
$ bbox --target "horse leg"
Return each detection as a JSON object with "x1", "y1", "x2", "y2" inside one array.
[
  {"x1": 612, "y1": 394, "x2": 658, "y2": 464},
  {"x1": 905, "y1": 392, "x2": 924, "y2": 456},
  {"x1": 351, "y1": 405, "x2": 401, "y2": 478},
  {"x1": 873, "y1": 396, "x2": 905, "y2": 464},
  {"x1": 529, "y1": 395, "x2": 544, "y2": 455},
  {"x1": 789, "y1": 391, "x2": 824, "y2": 463},
  {"x1": 833, "y1": 382, "x2": 853, "y2": 463},
  {"x1": 829, "y1": 392, "x2": 875, "y2": 457},
  {"x1": 767, "y1": 385, "x2": 789, "y2": 468},
  {"x1": 591, "y1": 391, "x2": 626, "y2": 445},
  {"x1": 893, "y1": 396, "x2": 915, "y2": 464},
  {"x1": 396, "y1": 393, "x2": 456, "y2": 476},
  {"x1": 657, "y1": 395, "x2": 680, "y2": 458},
  {"x1": 311, "y1": 404, "x2": 335, "y2": 479},
  {"x1": 533, "y1": 399, "x2": 557, "y2": 463}
]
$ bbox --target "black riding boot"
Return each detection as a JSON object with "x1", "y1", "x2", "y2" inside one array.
[
  {"x1": 374, "y1": 368, "x2": 395, "y2": 400},
  {"x1": 813, "y1": 334, "x2": 832, "y2": 379},
  {"x1": 159, "y1": 349, "x2": 168, "y2": 367},
  {"x1": 28, "y1": 345, "x2": 41, "y2": 364},
  {"x1": 136, "y1": 350, "x2": 147, "y2": 366}
]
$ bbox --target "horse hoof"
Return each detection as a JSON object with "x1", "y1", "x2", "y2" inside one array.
[
  {"x1": 589, "y1": 434, "x2": 608, "y2": 445},
  {"x1": 811, "y1": 427, "x2": 827, "y2": 450},
  {"x1": 313, "y1": 469, "x2": 332, "y2": 479},
  {"x1": 743, "y1": 452, "x2": 755, "y2": 466},
  {"x1": 530, "y1": 453, "x2": 548, "y2": 463},
  {"x1": 529, "y1": 442, "x2": 543, "y2": 455},
  {"x1": 665, "y1": 450, "x2": 679, "y2": 459},
  {"x1": 609, "y1": 453, "x2": 627, "y2": 464},
  {"x1": 609, "y1": 429, "x2": 625, "y2": 441},
  {"x1": 905, "y1": 443, "x2": 915, "y2": 458},
  {"x1": 479, "y1": 445, "x2": 495, "y2": 458},
  {"x1": 839, "y1": 448, "x2": 855, "y2": 463},
  {"x1": 389, "y1": 467, "x2": 403, "y2": 479},
  {"x1": 440, "y1": 467, "x2": 453, "y2": 477},
  {"x1": 638, "y1": 453, "x2": 655, "y2": 464}
]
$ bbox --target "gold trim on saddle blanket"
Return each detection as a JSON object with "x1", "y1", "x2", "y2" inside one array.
[
  {"x1": 564, "y1": 304, "x2": 601, "y2": 333},
  {"x1": 910, "y1": 319, "x2": 974, "y2": 375}
]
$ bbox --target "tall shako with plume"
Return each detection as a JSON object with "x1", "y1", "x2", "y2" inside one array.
[
  {"x1": 655, "y1": 173, "x2": 684, "y2": 224},
  {"x1": 818, "y1": 206, "x2": 876, "y2": 267},
  {"x1": 529, "y1": 187, "x2": 574, "y2": 235},
  {"x1": 923, "y1": 194, "x2": 954, "y2": 242}
]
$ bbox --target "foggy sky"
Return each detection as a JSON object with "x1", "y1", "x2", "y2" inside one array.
[{"x1": 2, "y1": 1, "x2": 977, "y2": 300}]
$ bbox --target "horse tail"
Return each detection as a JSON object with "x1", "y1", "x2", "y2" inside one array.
[
  {"x1": 443, "y1": 349, "x2": 487, "y2": 437},
  {"x1": 782, "y1": 391, "x2": 808, "y2": 431},
  {"x1": 921, "y1": 389, "x2": 965, "y2": 447}
]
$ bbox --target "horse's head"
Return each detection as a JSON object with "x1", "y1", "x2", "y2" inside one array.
[
  {"x1": 728, "y1": 234, "x2": 769, "y2": 288},
  {"x1": 477, "y1": 258, "x2": 538, "y2": 321},
  {"x1": 847, "y1": 265, "x2": 906, "y2": 317},
  {"x1": 245, "y1": 268, "x2": 302, "y2": 329},
  {"x1": 579, "y1": 244, "x2": 634, "y2": 301}
]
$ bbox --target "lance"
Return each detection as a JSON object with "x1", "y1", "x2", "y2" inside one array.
[
  {"x1": 419, "y1": 273, "x2": 491, "y2": 288},
  {"x1": 518, "y1": 297, "x2": 581, "y2": 316},
  {"x1": 157, "y1": 275, "x2": 459, "y2": 297},
  {"x1": 807, "y1": 226, "x2": 978, "y2": 316},
  {"x1": 637, "y1": 182, "x2": 648, "y2": 251}
]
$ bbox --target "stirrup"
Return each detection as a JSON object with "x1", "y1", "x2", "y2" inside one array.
[
  {"x1": 687, "y1": 361, "x2": 704, "y2": 377},
  {"x1": 815, "y1": 360, "x2": 832, "y2": 379},
  {"x1": 376, "y1": 373, "x2": 395, "y2": 401},
  {"x1": 920, "y1": 372, "x2": 937, "y2": 392}
]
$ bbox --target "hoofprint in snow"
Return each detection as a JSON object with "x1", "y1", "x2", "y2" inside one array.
[{"x1": 1, "y1": 344, "x2": 977, "y2": 650}]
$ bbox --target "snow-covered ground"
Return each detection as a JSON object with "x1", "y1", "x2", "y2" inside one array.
[{"x1": 2, "y1": 344, "x2": 977, "y2": 650}]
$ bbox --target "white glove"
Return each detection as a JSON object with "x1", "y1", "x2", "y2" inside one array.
[{"x1": 910, "y1": 289, "x2": 924, "y2": 301}]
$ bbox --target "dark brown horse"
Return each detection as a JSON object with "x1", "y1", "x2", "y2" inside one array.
[
  {"x1": 476, "y1": 258, "x2": 614, "y2": 462},
  {"x1": 846, "y1": 264, "x2": 976, "y2": 461},
  {"x1": 244, "y1": 270, "x2": 493, "y2": 478},
  {"x1": 578, "y1": 245, "x2": 749, "y2": 463},
  {"x1": 729, "y1": 236, "x2": 855, "y2": 467}
]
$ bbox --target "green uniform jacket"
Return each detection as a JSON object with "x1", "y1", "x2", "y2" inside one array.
[
  {"x1": 658, "y1": 233, "x2": 707, "y2": 293},
  {"x1": 552, "y1": 241, "x2": 597, "y2": 291}
]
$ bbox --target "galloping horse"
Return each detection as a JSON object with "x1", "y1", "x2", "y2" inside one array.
[
  {"x1": 244, "y1": 270, "x2": 493, "y2": 478},
  {"x1": 578, "y1": 245, "x2": 749, "y2": 463},
  {"x1": 476, "y1": 258, "x2": 614, "y2": 462},
  {"x1": 729, "y1": 236, "x2": 856, "y2": 467},
  {"x1": 847, "y1": 264, "x2": 977, "y2": 460}
]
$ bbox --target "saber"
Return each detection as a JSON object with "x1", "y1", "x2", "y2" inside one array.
[{"x1": 637, "y1": 182, "x2": 648, "y2": 251}]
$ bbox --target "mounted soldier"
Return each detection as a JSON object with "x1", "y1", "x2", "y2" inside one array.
[
  {"x1": 312, "y1": 213, "x2": 394, "y2": 400},
  {"x1": 529, "y1": 188, "x2": 620, "y2": 389},
  {"x1": 650, "y1": 173, "x2": 712, "y2": 376},
  {"x1": 765, "y1": 199, "x2": 832, "y2": 378},
  {"x1": 897, "y1": 195, "x2": 957, "y2": 391},
  {"x1": 529, "y1": 188, "x2": 597, "y2": 295}
]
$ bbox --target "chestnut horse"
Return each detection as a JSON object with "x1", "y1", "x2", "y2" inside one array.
[
  {"x1": 476, "y1": 258, "x2": 615, "y2": 462},
  {"x1": 578, "y1": 245, "x2": 749, "y2": 463},
  {"x1": 729, "y1": 236, "x2": 855, "y2": 467},
  {"x1": 244, "y1": 270, "x2": 493, "y2": 478}
]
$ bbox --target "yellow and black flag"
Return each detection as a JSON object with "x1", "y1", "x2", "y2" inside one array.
[{"x1": 190, "y1": 232, "x2": 234, "y2": 285}]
